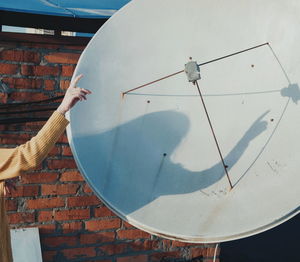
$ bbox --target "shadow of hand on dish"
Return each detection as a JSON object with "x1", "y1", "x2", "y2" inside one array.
[
  {"x1": 281, "y1": 83, "x2": 300, "y2": 104},
  {"x1": 74, "y1": 110, "x2": 268, "y2": 214}
]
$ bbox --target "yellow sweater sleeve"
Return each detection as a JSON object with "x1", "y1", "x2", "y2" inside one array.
[{"x1": 0, "y1": 111, "x2": 69, "y2": 181}]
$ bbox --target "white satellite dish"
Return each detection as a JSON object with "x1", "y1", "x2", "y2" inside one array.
[{"x1": 67, "y1": 0, "x2": 300, "y2": 242}]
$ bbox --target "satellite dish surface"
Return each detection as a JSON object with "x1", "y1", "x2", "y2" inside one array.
[{"x1": 67, "y1": 0, "x2": 300, "y2": 242}]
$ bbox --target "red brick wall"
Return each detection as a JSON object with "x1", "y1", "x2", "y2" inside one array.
[{"x1": 0, "y1": 33, "x2": 220, "y2": 262}]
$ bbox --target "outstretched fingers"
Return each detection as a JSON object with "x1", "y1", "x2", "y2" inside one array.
[
  {"x1": 73, "y1": 88, "x2": 91, "y2": 101},
  {"x1": 70, "y1": 74, "x2": 84, "y2": 88},
  {"x1": 70, "y1": 75, "x2": 92, "y2": 96},
  {"x1": 80, "y1": 88, "x2": 92, "y2": 95}
]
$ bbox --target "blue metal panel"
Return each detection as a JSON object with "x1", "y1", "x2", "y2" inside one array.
[{"x1": 0, "y1": 0, "x2": 131, "y2": 18}]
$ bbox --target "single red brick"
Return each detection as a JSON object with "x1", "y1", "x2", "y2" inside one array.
[
  {"x1": 35, "y1": 65, "x2": 59, "y2": 76},
  {"x1": 62, "y1": 145, "x2": 73, "y2": 156},
  {"x1": 67, "y1": 195, "x2": 101, "y2": 207},
  {"x1": 80, "y1": 232, "x2": 115, "y2": 245},
  {"x1": 44, "y1": 52, "x2": 80, "y2": 64},
  {"x1": 117, "y1": 229, "x2": 150, "y2": 240},
  {"x1": 55, "y1": 208, "x2": 90, "y2": 221},
  {"x1": 21, "y1": 172, "x2": 59, "y2": 184},
  {"x1": 38, "y1": 210, "x2": 54, "y2": 222},
  {"x1": 0, "y1": 50, "x2": 40, "y2": 63},
  {"x1": 42, "y1": 235, "x2": 78, "y2": 247},
  {"x1": 21, "y1": 65, "x2": 59, "y2": 76},
  {"x1": 27, "y1": 197, "x2": 65, "y2": 209},
  {"x1": 47, "y1": 159, "x2": 77, "y2": 169},
  {"x1": 41, "y1": 184, "x2": 79, "y2": 195},
  {"x1": 8, "y1": 212, "x2": 35, "y2": 224},
  {"x1": 9, "y1": 185, "x2": 39, "y2": 197},
  {"x1": 0, "y1": 63, "x2": 18, "y2": 74},
  {"x1": 42, "y1": 250, "x2": 57, "y2": 262},
  {"x1": 62, "y1": 221, "x2": 82, "y2": 233},
  {"x1": 44, "y1": 79, "x2": 56, "y2": 90},
  {"x1": 61, "y1": 65, "x2": 75, "y2": 77},
  {"x1": 60, "y1": 171, "x2": 84, "y2": 182},
  {"x1": 5, "y1": 199, "x2": 17, "y2": 211},
  {"x1": 94, "y1": 206, "x2": 115, "y2": 218},
  {"x1": 2, "y1": 77, "x2": 43, "y2": 89},
  {"x1": 83, "y1": 184, "x2": 93, "y2": 193},
  {"x1": 9, "y1": 92, "x2": 49, "y2": 102},
  {"x1": 116, "y1": 255, "x2": 148, "y2": 262},
  {"x1": 60, "y1": 80, "x2": 71, "y2": 90},
  {"x1": 62, "y1": 247, "x2": 96, "y2": 259},
  {"x1": 85, "y1": 218, "x2": 121, "y2": 231},
  {"x1": 100, "y1": 243, "x2": 128, "y2": 256}
]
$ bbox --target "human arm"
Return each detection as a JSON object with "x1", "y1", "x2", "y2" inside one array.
[{"x1": 0, "y1": 74, "x2": 91, "y2": 181}]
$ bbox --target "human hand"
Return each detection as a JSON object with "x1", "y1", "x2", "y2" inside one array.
[
  {"x1": 244, "y1": 111, "x2": 269, "y2": 141},
  {"x1": 57, "y1": 74, "x2": 92, "y2": 115}
]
